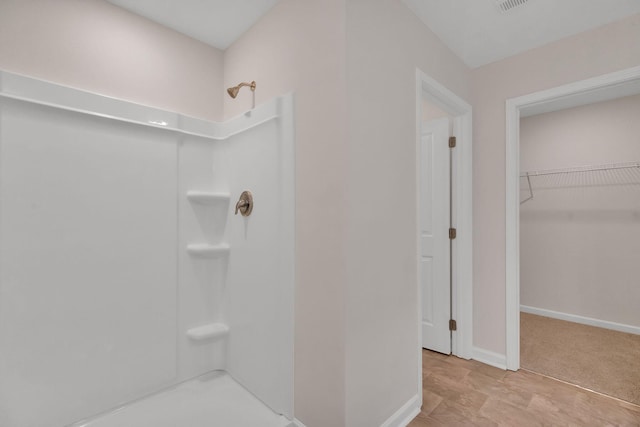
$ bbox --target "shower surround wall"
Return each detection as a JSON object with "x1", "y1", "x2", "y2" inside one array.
[{"x1": 0, "y1": 71, "x2": 294, "y2": 427}]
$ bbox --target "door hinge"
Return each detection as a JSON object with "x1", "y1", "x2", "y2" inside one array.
[
  {"x1": 449, "y1": 228, "x2": 457, "y2": 239},
  {"x1": 448, "y1": 136, "x2": 457, "y2": 148},
  {"x1": 449, "y1": 319, "x2": 457, "y2": 331}
]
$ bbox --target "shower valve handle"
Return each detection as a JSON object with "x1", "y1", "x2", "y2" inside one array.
[
  {"x1": 235, "y1": 200, "x2": 247, "y2": 214},
  {"x1": 235, "y1": 191, "x2": 253, "y2": 216}
]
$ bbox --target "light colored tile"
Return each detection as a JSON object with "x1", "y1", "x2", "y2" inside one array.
[
  {"x1": 423, "y1": 373, "x2": 488, "y2": 410},
  {"x1": 463, "y1": 370, "x2": 532, "y2": 408},
  {"x1": 480, "y1": 397, "x2": 544, "y2": 427},
  {"x1": 421, "y1": 388, "x2": 443, "y2": 416},
  {"x1": 429, "y1": 399, "x2": 497, "y2": 426},
  {"x1": 407, "y1": 411, "x2": 448, "y2": 427},
  {"x1": 423, "y1": 358, "x2": 471, "y2": 382},
  {"x1": 411, "y1": 350, "x2": 640, "y2": 426}
]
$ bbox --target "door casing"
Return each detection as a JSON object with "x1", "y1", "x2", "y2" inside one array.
[{"x1": 415, "y1": 69, "x2": 473, "y2": 400}]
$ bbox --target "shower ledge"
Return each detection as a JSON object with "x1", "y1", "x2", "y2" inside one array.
[
  {"x1": 186, "y1": 323, "x2": 229, "y2": 341},
  {"x1": 186, "y1": 243, "x2": 230, "y2": 258},
  {"x1": 186, "y1": 191, "x2": 231, "y2": 205}
]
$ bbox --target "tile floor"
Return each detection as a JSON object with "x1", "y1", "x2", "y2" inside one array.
[{"x1": 408, "y1": 349, "x2": 640, "y2": 426}]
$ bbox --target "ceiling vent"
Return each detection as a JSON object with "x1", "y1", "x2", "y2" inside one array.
[{"x1": 494, "y1": 0, "x2": 529, "y2": 13}]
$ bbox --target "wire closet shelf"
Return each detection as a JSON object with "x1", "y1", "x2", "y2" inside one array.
[{"x1": 520, "y1": 161, "x2": 640, "y2": 204}]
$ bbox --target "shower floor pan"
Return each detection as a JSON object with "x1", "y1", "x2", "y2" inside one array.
[{"x1": 71, "y1": 372, "x2": 293, "y2": 427}]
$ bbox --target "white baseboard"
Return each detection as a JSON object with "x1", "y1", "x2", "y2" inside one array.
[
  {"x1": 292, "y1": 418, "x2": 307, "y2": 427},
  {"x1": 472, "y1": 347, "x2": 507, "y2": 370},
  {"x1": 380, "y1": 394, "x2": 421, "y2": 427},
  {"x1": 521, "y1": 305, "x2": 640, "y2": 336}
]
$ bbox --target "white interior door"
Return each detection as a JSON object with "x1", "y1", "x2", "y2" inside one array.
[{"x1": 419, "y1": 118, "x2": 451, "y2": 354}]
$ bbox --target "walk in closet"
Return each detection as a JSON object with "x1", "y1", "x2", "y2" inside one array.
[{"x1": 519, "y1": 93, "x2": 640, "y2": 406}]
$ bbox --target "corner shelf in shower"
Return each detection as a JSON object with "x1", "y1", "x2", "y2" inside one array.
[
  {"x1": 186, "y1": 191, "x2": 231, "y2": 205},
  {"x1": 186, "y1": 322, "x2": 230, "y2": 341},
  {"x1": 186, "y1": 243, "x2": 230, "y2": 258}
]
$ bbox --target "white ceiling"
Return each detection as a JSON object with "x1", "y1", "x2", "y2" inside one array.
[
  {"x1": 106, "y1": 0, "x2": 281, "y2": 50},
  {"x1": 402, "y1": 0, "x2": 640, "y2": 68},
  {"x1": 107, "y1": 0, "x2": 640, "y2": 65}
]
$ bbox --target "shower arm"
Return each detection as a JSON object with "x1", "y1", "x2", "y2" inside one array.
[
  {"x1": 237, "y1": 82, "x2": 255, "y2": 91},
  {"x1": 227, "y1": 81, "x2": 257, "y2": 109}
]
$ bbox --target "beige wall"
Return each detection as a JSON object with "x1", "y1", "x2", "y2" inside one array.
[
  {"x1": 225, "y1": 1, "x2": 472, "y2": 425},
  {"x1": 0, "y1": 0, "x2": 224, "y2": 121},
  {"x1": 223, "y1": 1, "x2": 349, "y2": 426},
  {"x1": 471, "y1": 14, "x2": 640, "y2": 355},
  {"x1": 345, "y1": 1, "x2": 470, "y2": 425},
  {"x1": 520, "y1": 94, "x2": 640, "y2": 328}
]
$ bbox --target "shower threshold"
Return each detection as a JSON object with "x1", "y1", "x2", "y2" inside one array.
[{"x1": 71, "y1": 371, "x2": 293, "y2": 427}]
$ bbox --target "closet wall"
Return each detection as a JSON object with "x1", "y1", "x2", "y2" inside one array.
[{"x1": 520, "y1": 93, "x2": 640, "y2": 330}]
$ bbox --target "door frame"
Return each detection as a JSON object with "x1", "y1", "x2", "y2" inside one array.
[
  {"x1": 415, "y1": 68, "x2": 473, "y2": 388},
  {"x1": 504, "y1": 65, "x2": 640, "y2": 371}
]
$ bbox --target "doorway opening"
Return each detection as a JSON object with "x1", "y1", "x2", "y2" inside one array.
[
  {"x1": 519, "y1": 92, "x2": 640, "y2": 405},
  {"x1": 506, "y1": 67, "x2": 640, "y2": 393},
  {"x1": 415, "y1": 69, "x2": 473, "y2": 398}
]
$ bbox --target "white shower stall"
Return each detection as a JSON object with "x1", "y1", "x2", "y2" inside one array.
[{"x1": 0, "y1": 71, "x2": 295, "y2": 427}]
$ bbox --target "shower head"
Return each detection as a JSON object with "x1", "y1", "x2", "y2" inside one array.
[{"x1": 227, "y1": 81, "x2": 256, "y2": 99}]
